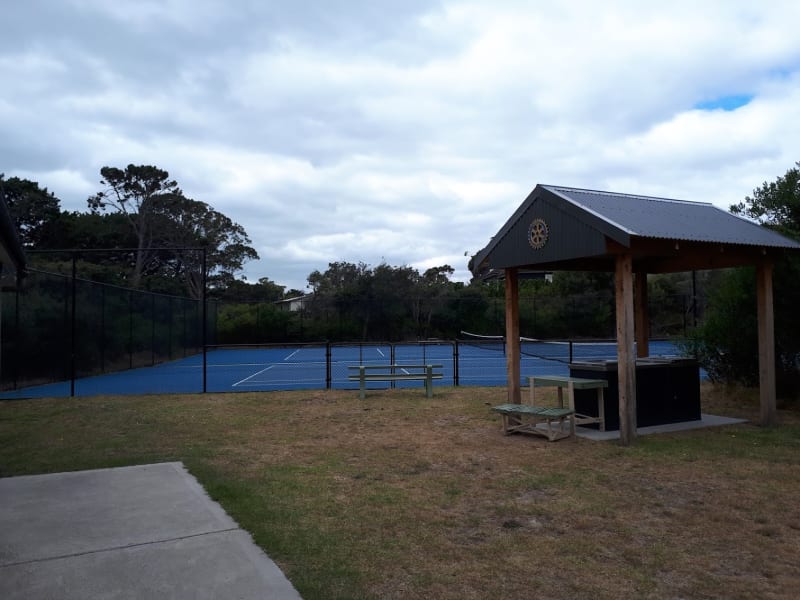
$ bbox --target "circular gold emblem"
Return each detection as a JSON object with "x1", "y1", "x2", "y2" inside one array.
[{"x1": 528, "y1": 218, "x2": 549, "y2": 250}]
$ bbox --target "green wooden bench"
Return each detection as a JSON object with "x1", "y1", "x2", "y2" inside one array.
[
  {"x1": 347, "y1": 364, "x2": 443, "y2": 399},
  {"x1": 491, "y1": 403, "x2": 576, "y2": 441},
  {"x1": 490, "y1": 375, "x2": 608, "y2": 442},
  {"x1": 528, "y1": 375, "x2": 608, "y2": 431}
]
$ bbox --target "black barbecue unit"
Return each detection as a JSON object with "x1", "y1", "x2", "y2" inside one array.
[{"x1": 569, "y1": 358, "x2": 701, "y2": 431}]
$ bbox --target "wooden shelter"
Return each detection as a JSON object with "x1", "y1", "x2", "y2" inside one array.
[
  {"x1": 469, "y1": 184, "x2": 800, "y2": 445},
  {"x1": 0, "y1": 185, "x2": 25, "y2": 288}
]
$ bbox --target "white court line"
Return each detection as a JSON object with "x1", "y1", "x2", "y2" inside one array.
[
  {"x1": 284, "y1": 349, "x2": 300, "y2": 361},
  {"x1": 234, "y1": 377, "x2": 321, "y2": 387},
  {"x1": 233, "y1": 364, "x2": 274, "y2": 387},
  {"x1": 377, "y1": 348, "x2": 385, "y2": 357}
]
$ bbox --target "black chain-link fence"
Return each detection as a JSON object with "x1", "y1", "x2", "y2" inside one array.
[
  {"x1": 1, "y1": 268, "x2": 208, "y2": 392},
  {"x1": 1, "y1": 266, "x2": 693, "y2": 398}
]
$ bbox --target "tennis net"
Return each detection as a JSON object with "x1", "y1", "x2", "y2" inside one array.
[
  {"x1": 459, "y1": 332, "x2": 620, "y2": 363},
  {"x1": 458, "y1": 331, "x2": 506, "y2": 355}
]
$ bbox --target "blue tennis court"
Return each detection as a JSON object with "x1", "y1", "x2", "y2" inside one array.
[{"x1": 0, "y1": 340, "x2": 683, "y2": 399}]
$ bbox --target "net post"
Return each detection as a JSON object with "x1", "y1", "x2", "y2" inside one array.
[{"x1": 569, "y1": 341, "x2": 573, "y2": 364}]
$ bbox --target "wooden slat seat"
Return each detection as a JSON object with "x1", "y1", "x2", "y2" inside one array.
[
  {"x1": 347, "y1": 364, "x2": 443, "y2": 399},
  {"x1": 490, "y1": 403, "x2": 575, "y2": 442},
  {"x1": 528, "y1": 375, "x2": 607, "y2": 431}
]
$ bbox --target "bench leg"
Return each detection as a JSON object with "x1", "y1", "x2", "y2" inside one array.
[
  {"x1": 502, "y1": 413, "x2": 524, "y2": 435},
  {"x1": 359, "y1": 377, "x2": 366, "y2": 400}
]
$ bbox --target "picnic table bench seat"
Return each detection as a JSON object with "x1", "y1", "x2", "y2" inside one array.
[
  {"x1": 528, "y1": 375, "x2": 608, "y2": 431},
  {"x1": 490, "y1": 375, "x2": 608, "y2": 442},
  {"x1": 491, "y1": 403, "x2": 576, "y2": 441},
  {"x1": 347, "y1": 364, "x2": 443, "y2": 399}
]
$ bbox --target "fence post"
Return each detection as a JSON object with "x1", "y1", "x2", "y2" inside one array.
[
  {"x1": 13, "y1": 282, "x2": 20, "y2": 389},
  {"x1": 70, "y1": 252, "x2": 77, "y2": 397},
  {"x1": 100, "y1": 285, "x2": 106, "y2": 372},
  {"x1": 182, "y1": 299, "x2": 187, "y2": 357},
  {"x1": 202, "y1": 247, "x2": 207, "y2": 393},
  {"x1": 151, "y1": 293, "x2": 156, "y2": 366},
  {"x1": 453, "y1": 341, "x2": 459, "y2": 386},
  {"x1": 326, "y1": 342, "x2": 332, "y2": 389},
  {"x1": 390, "y1": 344, "x2": 396, "y2": 389},
  {"x1": 128, "y1": 290, "x2": 133, "y2": 369},
  {"x1": 167, "y1": 296, "x2": 173, "y2": 360}
]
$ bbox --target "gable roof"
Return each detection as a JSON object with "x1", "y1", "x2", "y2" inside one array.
[{"x1": 470, "y1": 184, "x2": 800, "y2": 278}]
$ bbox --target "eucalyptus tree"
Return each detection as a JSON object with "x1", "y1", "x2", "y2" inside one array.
[{"x1": 88, "y1": 164, "x2": 258, "y2": 297}]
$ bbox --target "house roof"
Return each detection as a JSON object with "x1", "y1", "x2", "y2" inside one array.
[{"x1": 470, "y1": 184, "x2": 800, "y2": 277}]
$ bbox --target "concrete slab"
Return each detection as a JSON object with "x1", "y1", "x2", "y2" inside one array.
[
  {"x1": 575, "y1": 413, "x2": 749, "y2": 441},
  {"x1": 0, "y1": 462, "x2": 302, "y2": 599},
  {"x1": 528, "y1": 413, "x2": 747, "y2": 442}
]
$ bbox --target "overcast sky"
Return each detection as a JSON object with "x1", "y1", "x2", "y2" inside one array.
[{"x1": 2, "y1": 1, "x2": 800, "y2": 291}]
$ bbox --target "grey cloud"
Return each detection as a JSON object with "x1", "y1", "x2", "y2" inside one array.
[{"x1": 3, "y1": 1, "x2": 800, "y2": 292}]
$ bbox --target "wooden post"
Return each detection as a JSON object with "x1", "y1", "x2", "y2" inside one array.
[
  {"x1": 634, "y1": 270, "x2": 649, "y2": 358},
  {"x1": 756, "y1": 260, "x2": 777, "y2": 427},
  {"x1": 615, "y1": 254, "x2": 637, "y2": 445},
  {"x1": 505, "y1": 267, "x2": 521, "y2": 404}
]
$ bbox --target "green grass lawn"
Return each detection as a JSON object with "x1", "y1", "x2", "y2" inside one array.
[{"x1": 2, "y1": 384, "x2": 799, "y2": 599}]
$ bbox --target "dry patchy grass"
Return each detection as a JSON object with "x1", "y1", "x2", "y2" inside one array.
[{"x1": 2, "y1": 383, "x2": 800, "y2": 599}]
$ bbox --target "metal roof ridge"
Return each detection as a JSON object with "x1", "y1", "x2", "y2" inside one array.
[
  {"x1": 541, "y1": 184, "x2": 715, "y2": 207},
  {"x1": 543, "y1": 185, "x2": 638, "y2": 235}
]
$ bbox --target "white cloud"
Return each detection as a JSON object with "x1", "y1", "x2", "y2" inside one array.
[{"x1": 2, "y1": 0, "x2": 800, "y2": 290}]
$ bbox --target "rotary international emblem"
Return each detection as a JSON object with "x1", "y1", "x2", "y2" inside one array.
[{"x1": 528, "y1": 218, "x2": 549, "y2": 250}]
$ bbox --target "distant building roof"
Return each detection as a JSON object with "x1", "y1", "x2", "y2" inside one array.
[
  {"x1": 470, "y1": 184, "x2": 800, "y2": 278},
  {"x1": 274, "y1": 294, "x2": 312, "y2": 311}
]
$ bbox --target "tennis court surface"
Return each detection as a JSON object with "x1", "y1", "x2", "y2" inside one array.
[{"x1": 0, "y1": 340, "x2": 681, "y2": 399}]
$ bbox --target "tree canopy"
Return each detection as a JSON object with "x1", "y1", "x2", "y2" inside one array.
[
  {"x1": 692, "y1": 161, "x2": 800, "y2": 396},
  {"x1": 1, "y1": 174, "x2": 62, "y2": 248},
  {"x1": 3, "y1": 164, "x2": 713, "y2": 349},
  {"x1": 86, "y1": 164, "x2": 259, "y2": 297},
  {"x1": 731, "y1": 162, "x2": 800, "y2": 239},
  {"x1": 4, "y1": 165, "x2": 259, "y2": 297}
]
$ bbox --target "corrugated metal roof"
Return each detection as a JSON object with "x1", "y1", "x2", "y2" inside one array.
[
  {"x1": 544, "y1": 185, "x2": 800, "y2": 248},
  {"x1": 469, "y1": 184, "x2": 800, "y2": 278}
]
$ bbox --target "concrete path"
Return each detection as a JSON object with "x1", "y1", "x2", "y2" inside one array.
[{"x1": 0, "y1": 462, "x2": 302, "y2": 599}]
